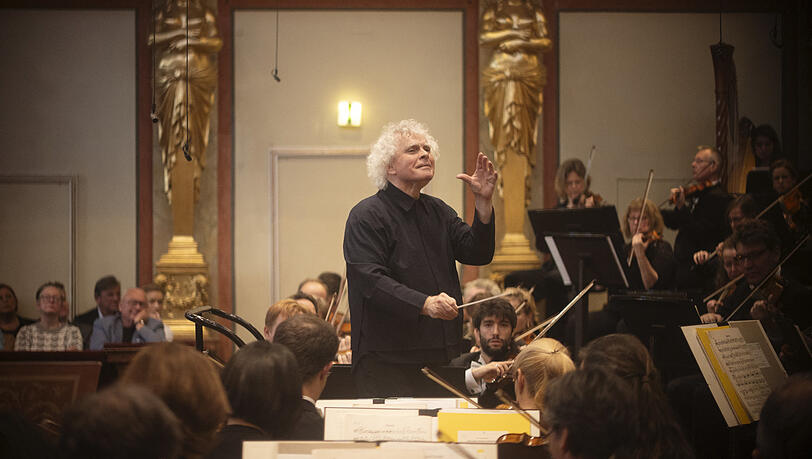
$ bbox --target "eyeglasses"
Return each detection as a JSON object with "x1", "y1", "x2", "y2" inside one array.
[
  {"x1": 735, "y1": 247, "x2": 768, "y2": 263},
  {"x1": 39, "y1": 294, "x2": 65, "y2": 303}
]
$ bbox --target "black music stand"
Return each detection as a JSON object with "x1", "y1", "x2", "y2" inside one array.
[{"x1": 528, "y1": 206, "x2": 629, "y2": 352}]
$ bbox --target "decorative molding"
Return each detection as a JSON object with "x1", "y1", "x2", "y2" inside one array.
[{"x1": 0, "y1": 175, "x2": 77, "y2": 319}]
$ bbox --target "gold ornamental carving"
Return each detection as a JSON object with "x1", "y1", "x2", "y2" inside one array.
[
  {"x1": 481, "y1": 0, "x2": 551, "y2": 275},
  {"x1": 150, "y1": 0, "x2": 221, "y2": 342}
]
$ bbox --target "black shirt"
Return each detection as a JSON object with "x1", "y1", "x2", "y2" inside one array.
[
  {"x1": 122, "y1": 324, "x2": 135, "y2": 344},
  {"x1": 343, "y1": 182, "x2": 495, "y2": 365},
  {"x1": 625, "y1": 238, "x2": 677, "y2": 290}
]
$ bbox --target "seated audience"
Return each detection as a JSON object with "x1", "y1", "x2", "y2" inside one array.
[
  {"x1": 623, "y1": 197, "x2": 676, "y2": 290},
  {"x1": 512, "y1": 337, "x2": 574, "y2": 413},
  {"x1": 273, "y1": 314, "x2": 340, "y2": 440},
  {"x1": 60, "y1": 385, "x2": 182, "y2": 459},
  {"x1": 73, "y1": 275, "x2": 121, "y2": 348},
  {"x1": 206, "y1": 341, "x2": 302, "y2": 459},
  {"x1": 450, "y1": 298, "x2": 517, "y2": 396},
  {"x1": 579, "y1": 334, "x2": 694, "y2": 458},
  {"x1": 543, "y1": 367, "x2": 638, "y2": 459},
  {"x1": 504, "y1": 287, "x2": 537, "y2": 339},
  {"x1": 0, "y1": 283, "x2": 35, "y2": 350},
  {"x1": 142, "y1": 283, "x2": 173, "y2": 341},
  {"x1": 120, "y1": 342, "x2": 230, "y2": 459},
  {"x1": 89, "y1": 287, "x2": 165, "y2": 350},
  {"x1": 15, "y1": 282, "x2": 82, "y2": 351},
  {"x1": 263, "y1": 298, "x2": 310, "y2": 341},
  {"x1": 289, "y1": 291, "x2": 319, "y2": 316},
  {"x1": 755, "y1": 372, "x2": 812, "y2": 459},
  {"x1": 555, "y1": 158, "x2": 601, "y2": 208}
]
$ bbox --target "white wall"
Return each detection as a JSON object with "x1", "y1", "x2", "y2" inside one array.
[
  {"x1": 234, "y1": 10, "x2": 464, "y2": 336},
  {"x1": 558, "y1": 13, "x2": 781, "y2": 241},
  {"x1": 0, "y1": 10, "x2": 136, "y2": 317}
]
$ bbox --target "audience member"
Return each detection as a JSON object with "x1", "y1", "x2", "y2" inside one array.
[
  {"x1": 273, "y1": 314, "x2": 340, "y2": 440},
  {"x1": 512, "y1": 337, "x2": 574, "y2": 413},
  {"x1": 543, "y1": 367, "x2": 638, "y2": 459},
  {"x1": 120, "y1": 342, "x2": 230, "y2": 459},
  {"x1": 662, "y1": 145, "x2": 733, "y2": 291},
  {"x1": 755, "y1": 372, "x2": 812, "y2": 459},
  {"x1": 579, "y1": 334, "x2": 694, "y2": 458},
  {"x1": 60, "y1": 385, "x2": 182, "y2": 459},
  {"x1": 206, "y1": 341, "x2": 302, "y2": 459},
  {"x1": 263, "y1": 299, "x2": 309, "y2": 341},
  {"x1": 89, "y1": 287, "x2": 165, "y2": 350},
  {"x1": 142, "y1": 283, "x2": 173, "y2": 341},
  {"x1": 289, "y1": 291, "x2": 319, "y2": 316},
  {"x1": 14, "y1": 282, "x2": 82, "y2": 351},
  {"x1": 73, "y1": 275, "x2": 121, "y2": 348},
  {"x1": 450, "y1": 298, "x2": 518, "y2": 396},
  {"x1": 0, "y1": 283, "x2": 35, "y2": 350}
]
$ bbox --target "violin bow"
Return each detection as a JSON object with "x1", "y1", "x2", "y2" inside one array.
[
  {"x1": 534, "y1": 280, "x2": 596, "y2": 340},
  {"x1": 585, "y1": 145, "x2": 596, "y2": 179},
  {"x1": 703, "y1": 273, "x2": 745, "y2": 303},
  {"x1": 494, "y1": 389, "x2": 545, "y2": 432},
  {"x1": 627, "y1": 170, "x2": 655, "y2": 266},
  {"x1": 420, "y1": 367, "x2": 483, "y2": 409},
  {"x1": 513, "y1": 315, "x2": 555, "y2": 344},
  {"x1": 457, "y1": 291, "x2": 511, "y2": 309},
  {"x1": 723, "y1": 233, "x2": 810, "y2": 322}
]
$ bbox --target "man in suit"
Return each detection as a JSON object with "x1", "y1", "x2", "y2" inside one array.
[
  {"x1": 89, "y1": 287, "x2": 165, "y2": 350},
  {"x1": 450, "y1": 298, "x2": 517, "y2": 395},
  {"x1": 273, "y1": 314, "x2": 339, "y2": 440},
  {"x1": 662, "y1": 145, "x2": 733, "y2": 291},
  {"x1": 72, "y1": 275, "x2": 120, "y2": 349}
]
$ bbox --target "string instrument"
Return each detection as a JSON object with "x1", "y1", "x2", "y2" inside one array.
[
  {"x1": 724, "y1": 234, "x2": 809, "y2": 322},
  {"x1": 627, "y1": 169, "x2": 655, "y2": 266},
  {"x1": 659, "y1": 179, "x2": 715, "y2": 207},
  {"x1": 642, "y1": 230, "x2": 662, "y2": 243},
  {"x1": 572, "y1": 191, "x2": 604, "y2": 208},
  {"x1": 778, "y1": 187, "x2": 808, "y2": 231},
  {"x1": 494, "y1": 389, "x2": 550, "y2": 457}
]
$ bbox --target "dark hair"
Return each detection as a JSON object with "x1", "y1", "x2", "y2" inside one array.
[
  {"x1": 141, "y1": 283, "x2": 163, "y2": 295},
  {"x1": 732, "y1": 219, "x2": 781, "y2": 254},
  {"x1": 715, "y1": 237, "x2": 738, "y2": 287},
  {"x1": 94, "y1": 275, "x2": 120, "y2": 298},
  {"x1": 770, "y1": 158, "x2": 798, "y2": 180},
  {"x1": 472, "y1": 297, "x2": 517, "y2": 330},
  {"x1": 0, "y1": 283, "x2": 19, "y2": 310},
  {"x1": 120, "y1": 343, "x2": 229, "y2": 457},
  {"x1": 751, "y1": 124, "x2": 782, "y2": 160},
  {"x1": 274, "y1": 314, "x2": 339, "y2": 381},
  {"x1": 221, "y1": 341, "x2": 302, "y2": 438},
  {"x1": 543, "y1": 367, "x2": 639, "y2": 459},
  {"x1": 289, "y1": 292, "x2": 320, "y2": 314},
  {"x1": 579, "y1": 334, "x2": 693, "y2": 458},
  {"x1": 726, "y1": 194, "x2": 759, "y2": 220},
  {"x1": 757, "y1": 372, "x2": 812, "y2": 459},
  {"x1": 35, "y1": 281, "x2": 65, "y2": 301},
  {"x1": 60, "y1": 385, "x2": 182, "y2": 459},
  {"x1": 318, "y1": 272, "x2": 342, "y2": 297}
]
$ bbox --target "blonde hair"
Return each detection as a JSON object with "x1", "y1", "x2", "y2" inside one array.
[
  {"x1": 554, "y1": 158, "x2": 590, "y2": 200},
  {"x1": 622, "y1": 198, "x2": 664, "y2": 240},
  {"x1": 513, "y1": 338, "x2": 575, "y2": 411}
]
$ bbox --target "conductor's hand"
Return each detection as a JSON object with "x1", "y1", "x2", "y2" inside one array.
[
  {"x1": 472, "y1": 360, "x2": 513, "y2": 384},
  {"x1": 421, "y1": 293, "x2": 458, "y2": 320}
]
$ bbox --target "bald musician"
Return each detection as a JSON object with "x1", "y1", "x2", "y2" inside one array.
[{"x1": 343, "y1": 119, "x2": 496, "y2": 397}]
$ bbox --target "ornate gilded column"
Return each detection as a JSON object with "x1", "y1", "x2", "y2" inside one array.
[
  {"x1": 150, "y1": 0, "x2": 222, "y2": 340},
  {"x1": 480, "y1": 0, "x2": 552, "y2": 277}
]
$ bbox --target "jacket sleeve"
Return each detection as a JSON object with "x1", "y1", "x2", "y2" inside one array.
[{"x1": 135, "y1": 319, "x2": 166, "y2": 343}]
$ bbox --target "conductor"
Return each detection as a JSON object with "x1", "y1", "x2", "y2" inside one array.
[{"x1": 344, "y1": 119, "x2": 497, "y2": 397}]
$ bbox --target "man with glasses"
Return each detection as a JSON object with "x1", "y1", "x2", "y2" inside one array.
[
  {"x1": 89, "y1": 287, "x2": 165, "y2": 350},
  {"x1": 14, "y1": 281, "x2": 82, "y2": 351},
  {"x1": 662, "y1": 145, "x2": 732, "y2": 291}
]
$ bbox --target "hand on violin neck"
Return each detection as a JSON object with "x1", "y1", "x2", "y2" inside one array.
[
  {"x1": 670, "y1": 186, "x2": 686, "y2": 209},
  {"x1": 421, "y1": 293, "x2": 458, "y2": 320}
]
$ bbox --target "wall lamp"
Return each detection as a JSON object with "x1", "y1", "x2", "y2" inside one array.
[{"x1": 337, "y1": 101, "x2": 362, "y2": 127}]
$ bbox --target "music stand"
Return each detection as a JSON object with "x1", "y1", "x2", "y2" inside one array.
[{"x1": 528, "y1": 206, "x2": 629, "y2": 352}]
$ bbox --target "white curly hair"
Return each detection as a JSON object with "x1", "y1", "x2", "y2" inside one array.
[{"x1": 367, "y1": 119, "x2": 440, "y2": 190}]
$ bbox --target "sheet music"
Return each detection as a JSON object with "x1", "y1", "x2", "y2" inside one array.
[
  {"x1": 345, "y1": 414, "x2": 434, "y2": 441},
  {"x1": 706, "y1": 327, "x2": 772, "y2": 420}
]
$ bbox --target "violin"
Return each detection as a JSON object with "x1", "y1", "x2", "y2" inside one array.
[
  {"x1": 665, "y1": 180, "x2": 715, "y2": 205},
  {"x1": 572, "y1": 191, "x2": 604, "y2": 208},
  {"x1": 642, "y1": 230, "x2": 662, "y2": 243}
]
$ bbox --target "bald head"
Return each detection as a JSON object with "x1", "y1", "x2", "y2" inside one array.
[{"x1": 120, "y1": 288, "x2": 147, "y2": 326}]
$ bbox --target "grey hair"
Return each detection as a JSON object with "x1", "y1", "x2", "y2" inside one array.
[{"x1": 367, "y1": 119, "x2": 440, "y2": 190}]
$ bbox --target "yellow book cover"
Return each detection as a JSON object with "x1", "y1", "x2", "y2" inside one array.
[{"x1": 696, "y1": 326, "x2": 752, "y2": 424}]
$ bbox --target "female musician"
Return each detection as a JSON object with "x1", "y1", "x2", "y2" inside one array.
[
  {"x1": 699, "y1": 237, "x2": 742, "y2": 324},
  {"x1": 554, "y1": 159, "x2": 602, "y2": 209},
  {"x1": 504, "y1": 287, "x2": 537, "y2": 340},
  {"x1": 771, "y1": 159, "x2": 809, "y2": 233},
  {"x1": 623, "y1": 198, "x2": 676, "y2": 290},
  {"x1": 512, "y1": 338, "x2": 574, "y2": 412}
]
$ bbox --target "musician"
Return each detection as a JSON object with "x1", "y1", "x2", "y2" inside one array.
[
  {"x1": 344, "y1": 119, "x2": 496, "y2": 397},
  {"x1": 449, "y1": 298, "x2": 517, "y2": 395},
  {"x1": 699, "y1": 237, "x2": 743, "y2": 323},
  {"x1": 692, "y1": 194, "x2": 758, "y2": 269},
  {"x1": 504, "y1": 287, "x2": 538, "y2": 338},
  {"x1": 512, "y1": 337, "x2": 574, "y2": 411},
  {"x1": 662, "y1": 145, "x2": 733, "y2": 290},
  {"x1": 554, "y1": 158, "x2": 601, "y2": 208},
  {"x1": 623, "y1": 198, "x2": 676, "y2": 290}
]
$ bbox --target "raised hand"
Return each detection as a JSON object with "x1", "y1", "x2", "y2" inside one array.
[{"x1": 457, "y1": 152, "x2": 497, "y2": 222}]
